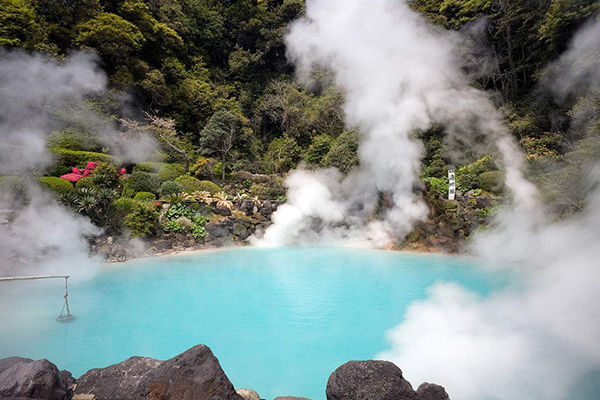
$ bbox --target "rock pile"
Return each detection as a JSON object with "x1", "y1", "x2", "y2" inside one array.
[{"x1": 0, "y1": 346, "x2": 451, "y2": 400}]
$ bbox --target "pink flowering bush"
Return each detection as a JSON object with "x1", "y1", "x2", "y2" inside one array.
[
  {"x1": 60, "y1": 173, "x2": 83, "y2": 182},
  {"x1": 61, "y1": 161, "x2": 99, "y2": 183}
]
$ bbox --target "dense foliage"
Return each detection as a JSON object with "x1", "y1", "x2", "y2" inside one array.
[{"x1": 1, "y1": 0, "x2": 599, "y2": 237}]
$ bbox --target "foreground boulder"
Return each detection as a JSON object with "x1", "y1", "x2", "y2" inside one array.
[
  {"x1": 416, "y1": 383, "x2": 450, "y2": 400},
  {"x1": 326, "y1": 360, "x2": 418, "y2": 400},
  {"x1": 236, "y1": 388, "x2": 261, "y2": 400},
  {"x1": 75, "y1": 345, "x2": 243, "y2": 400},
  {"x1": 0, "y1": 357, "x2": 74, "y2": 400}
]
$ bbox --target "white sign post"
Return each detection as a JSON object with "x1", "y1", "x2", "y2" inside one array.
[{"x1": 448, "y1": 166, "x2": 456, "y2": 200}]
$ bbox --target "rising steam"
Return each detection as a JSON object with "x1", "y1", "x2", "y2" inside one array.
[
  {"x1": 0, "y1": 50, "x2": 154, "y2": 279},
  {"x1": 378, "y1": 13, "x2": 600, "y2": 400},
  {"x1": 256, "y1": 0, "x2": 536, "y2": 248}
]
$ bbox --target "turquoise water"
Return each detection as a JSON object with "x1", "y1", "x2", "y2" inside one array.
[{"x1": 0, "y1": 247, "x2": 502, "y2": 400}]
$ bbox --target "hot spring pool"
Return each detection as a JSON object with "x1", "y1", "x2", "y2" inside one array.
[{"x1": 0, "y1": 247, "x2": 503, "y2": 399}]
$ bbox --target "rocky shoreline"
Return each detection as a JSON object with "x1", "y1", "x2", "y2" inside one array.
[{"x1": 0, "y1": 345, "x2": 450, "y2": 400}]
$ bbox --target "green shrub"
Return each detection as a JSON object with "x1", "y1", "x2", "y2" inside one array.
[
  {"x1": 92, "y1": 162, "x2": 121, "y2": 189},
  {"x1": 479, "y1": 171, "x2": 505, "y2": 194},
  {"x1": 133, "y1": 162, "x2": 185, "y2": 182},
  {"x1": 456, "y1": 172, "x2": 479, "y2": 193},
  {"x1": 46, "y1": 128, "x2": 101, "y2": 152},
  {"x1": 124, "y1": 203, "x2": 159, "y2": 237},
  {"x1": 250, "y1": 178, "x2": 286, "y2": 200},
  {"x1": 262, "y1": 137, "x2": 301, "y2": 173},
  {"x1": 132, "y1": 163, "x2": 154, "y2": 173},
  {"x1": 423, "y1": 177, "x2": 449, "y2": 197},
  {"x1": 49, "y1": 148, "x2": 121, "y2": 176},
  {"x1": 322, "y1": 130, "x2": 360, "y2": 174},
  {"x1": 191, "y1": 216, "x2": 207, "y2": 240},
  {"x1": 76, "y1": 177, "x2": 96, "y2": 190},
  {"x1": 305, "y1": 135, "x2": 333, "y2": 166},
  {"x1": 160, "y1": 180, "x2": 184, "y2": 197},
  {"x1": 175, "y1": 176, "x2": 219, "y2": 194},
  {"x1": 163, "y1": 220, "x2": 185, "y2": 233},
  {"x1": 133, "y1": 192, "x2": 156, "y2": 202},
  {"x1": 166, "y1": 203, "x2": 194, "y2": 221},
  {"x1": 38, "y1": 177, "x2": 74, "y2": 196},
  {"x1": 126, "y1": 171, "x2": 160, "y2": 194},
  {"x1": 158, "y1": 164, "x2": 186, "y2": 182},
  {"x1": 109, "y1": 197, "x2": 137, "y2": 219}
]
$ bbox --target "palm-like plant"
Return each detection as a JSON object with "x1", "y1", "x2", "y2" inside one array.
[
  {"x1": 214, "y1": 191, "x2": 233, "y2": 210},
  {"x1": 251, "y1": 196, "x2": 262, "y2": 208},
  {"x1": 190, "y1": 191, "x2": 213, "y2": 204},
  {"x1": 161, "y1": 192, "x2": 188, "y2": 204},
  {"x1": 234, "y1": 192, "x2": 248, "y2": 204}
]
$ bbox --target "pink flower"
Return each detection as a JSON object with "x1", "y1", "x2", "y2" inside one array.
[
  {"x1": 83, "y1": 170, "x2": 90, "y2": 177},
  {"x1": 85, "y1": 162, "x2": 98, "y2": 171},
  {"x1": 72, "y1": 167, "x2": 80, "y2": 174},
  {"x1": 60, "y1": 173, "x2": 83, "y2": 182},
  {"x1": 119, "y1": 168, "x2": 126, "y2": 176}
]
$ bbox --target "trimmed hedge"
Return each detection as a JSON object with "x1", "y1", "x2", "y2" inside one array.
[
  {"x1": 125, "y1": 171, "x2": 160, "y2": 194},
  {"x1": 38, "y1": 177, "x2": 75, "y2": 196},
  {"x1": 175, "y1": 176, "x2": 219, "y2": 194},
  {"x1": 49, "y1": 148, "x2": 121, "y2": 176},
  {"x1": 133, "y1": 192, "x2": 156, "y2": 202},
  {"x1": 133, "y1": 162, "x2": 186, "y2": 182},
  {"x1": 160, "y1": 180, "x2": 184, "y2": 197}
]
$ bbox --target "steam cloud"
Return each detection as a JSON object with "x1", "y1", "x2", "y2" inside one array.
[
  {"x1": 257, "y1": 1, "x2": 600, "y2": 399},
  {"x1": 0, "y1": 50, "x2": 154, "y2": 279},
  {"x1": 256, "y1": 0, "x2": 536, "y2": 247},
  {"x1": 377, "y1": 13, "x2": 600, "y2": 400}
]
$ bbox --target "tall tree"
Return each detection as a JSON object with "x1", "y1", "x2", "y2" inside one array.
[{"x1": 200, "y1": 110, "x2": 243, "y2": 181}]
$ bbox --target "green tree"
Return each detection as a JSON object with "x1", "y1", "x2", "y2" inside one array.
[
  {"x1": 322, "y1": 130, "x2": 361, "y2": 174},
  {"x1": 263, "y1": 136, "x2": 301, "y2": 174},
  {"x1": 0, "y1": 0, "x2": 56, "y2": 52},
  {"x1": 75, "y1": 12, "x2": 145, "y2": 70},
  {"x1": 200, "y1": 110, "x2": 244, "y2": 181}
]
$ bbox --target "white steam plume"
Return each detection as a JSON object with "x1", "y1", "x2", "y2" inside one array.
[
  {"x1": 255, "y1": 0, "x2": 536, "y2": 248},
  {"x1": 0, "y1": 50, "x2": 153, "y2": 279},
  {"x1": 378, "y1": 14, "x2": 600, "y2": 400},
  {"x1": 542, "y1": 15, "x2": 600, "y2": 101}
]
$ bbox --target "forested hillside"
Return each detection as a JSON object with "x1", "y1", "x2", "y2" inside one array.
[{"x1": 1, "y1": 0, "x2": 599, "y2": 241}]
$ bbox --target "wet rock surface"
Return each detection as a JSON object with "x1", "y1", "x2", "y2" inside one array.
[
  {"x1": 236, "y1": 388, "x2": 261, "y2": 400},
  {"x1": 0, "y1": 347, "x2": 451, "y2": 400},
  {"x1": 75, "y1": 345, "x2": 242, "y2": 400},
  {"x1": 326, "y1": 360, "x2": 418, "y2": 400},
  {"x1": 0, "y1": 357, "x2": 74, "y2": 400},
  {"x1": 417, "y1": 383, "x2": 450, "y2": 400}
]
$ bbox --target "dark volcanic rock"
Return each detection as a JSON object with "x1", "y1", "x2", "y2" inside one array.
[
  {"x1": 240, "y1": 201, "x2": 254, "y2": 216},
  {"x1": 259, "y1": 201, "x2": 273, "y2": 217},
  {"x1": 273, "y1": 397, "x2": 312, "y2": 400},
  {"x1": 142, "y1": 345, "x2": 242, "y2": 400},
  {"x1": 326, "y1": 360, "x2": 418, "y2": 400},
  {"x1": 75, "y1": 357, "x2": 160, "y2": 400},
  {"x1": 75, "y1": 345, "x2": 242, "y2": 400},
  {"x1": 0, "y1": 356, "x2": 74, "y2": 400},
  {"x1": 232, "y1": 223, "x2": 249, "y2": 240},
  {"x1": 205, "y1": 222, "x2": 230, "y2": 239},
  {"x1": 417, "y1": 383, "x2": 450, "y2": 400},
  {"x1": 214, "y1": 206, "x2": 232, "y2": 216}
]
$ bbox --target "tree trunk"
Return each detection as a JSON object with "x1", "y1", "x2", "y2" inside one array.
[{"x1": 222, "y1": 155, "x2": 226, "y2": 182}]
